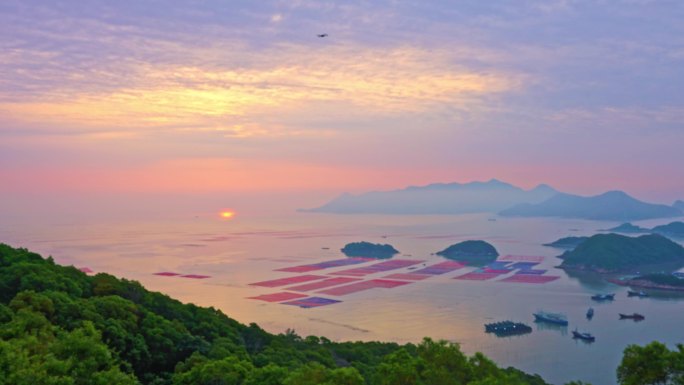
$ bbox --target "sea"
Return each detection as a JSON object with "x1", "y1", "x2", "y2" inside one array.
[{"x1": 2, "y1": 208, "x2": 683, "y2": 385}]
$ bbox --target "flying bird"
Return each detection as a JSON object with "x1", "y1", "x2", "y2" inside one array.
[{"x1": 317, "y1": 33, "x2": 328, "y2": 38}]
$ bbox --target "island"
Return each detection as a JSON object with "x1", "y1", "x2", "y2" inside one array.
[
  {"x1": 341, "y1": 241, "x2": 399, "y2": 259},
  {"x1": 542, "y1": 236, "x2": 589, "y2": 249},
  {"x1": 603, "y1": 222, "x2": 648, "y2": 233},
  {"x1": 436, "y1": 240, "x2": 499, "y2": 265},
  {"x1": 559, "y1": 233, "x2": 684, "y2": 273},
  {"x1": 674, "y1": 200, "x2": 684, "y2": 211},
  {"x1": 500, "y1": 190, "x2": 682, "y2": 221},
  {"x1": 650, "y1": 221, "x2": 684, "y2": 238}
]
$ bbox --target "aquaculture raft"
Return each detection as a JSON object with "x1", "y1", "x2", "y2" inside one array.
[{"x1": 484, "y1": 321, "x2": 532, "y2": 336}]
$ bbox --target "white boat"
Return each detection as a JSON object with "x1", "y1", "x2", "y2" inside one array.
[{"x1": 533, "y1": 311, "x2": 569, "y2": 326}]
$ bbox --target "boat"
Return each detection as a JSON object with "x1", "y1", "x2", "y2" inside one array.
[
  {"x1": 484, "y1": 321, "x2": 532, "y2": 337},
  {"x1": 586, "y1": 308, "x2": 594, "y2": 319},
  {"x1": 533, "y1": 311, "x2": 569, "y2": 326},
  {"x1": 627, "y1": 290, "x2": 649, "y2": 297},
  {"x1": 619, "y1": 313, "x2": 645, "y2": 321},
  {"x1": 572, "y1": 329, "x2": 595, "y2": 342},
  {"x1": 591, "y1": 293, "x2": 615, "y2": 301}
]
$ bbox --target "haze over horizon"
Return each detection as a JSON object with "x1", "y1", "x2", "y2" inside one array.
[{"x1": 2, "y1": 0, "x2": 683, "y2": 208}]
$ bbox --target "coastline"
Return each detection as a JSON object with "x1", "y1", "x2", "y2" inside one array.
[
  {"x1": 608, "y1": 278, "x2": 684, "y2": 292},
  {"x1": 560, "y1": 264, "x2": 684, "y2": 292}
]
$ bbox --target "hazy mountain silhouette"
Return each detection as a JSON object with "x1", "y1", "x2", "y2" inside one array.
[
  {"x1": 602, "y1": 223, "x2": 649, "y2": 233},
  {"x1": 500, "y1": 191, "x2": 683, "y2": 221},
  {"x1": 650, "y1": 222, "x2": 684, "y2": 238},
  {"x1": 304, "y1": 179, "x2": 558, "y2": 214}
]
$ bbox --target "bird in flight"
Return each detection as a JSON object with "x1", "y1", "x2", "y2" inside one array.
[{"x1": 317, "y1": 33, "x2": 328, "y2": 38}]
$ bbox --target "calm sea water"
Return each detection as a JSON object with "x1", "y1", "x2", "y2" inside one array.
[{"x1": 2, "y1": 212, "x2": 683, "y2": 385}]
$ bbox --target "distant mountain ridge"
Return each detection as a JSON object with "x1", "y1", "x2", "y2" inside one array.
[
  {"x1": 304, "y1": 180, "x2": 683, "y2": 221},
  {"x1": 651, "y1": 222, "x2": 684, "y2": 238},
  {"x1": 602, "y1": 222, "x2": 649, "y2": 233},
  {"x1": 675, "y1": 200, "x2": 684, "y2": 211},
  {"x1": 597, "y1": 221, "x2": 684, "y2": 238},
  {"x1": 304, "y1": 179, "x2": 558, "y2": 214},
  {"x1": 499, "y1": 191, "x2": 683, "y2": 221}
]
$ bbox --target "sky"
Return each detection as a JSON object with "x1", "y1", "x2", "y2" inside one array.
[{"x1": 1, "y1": 0, "x2": 683, "y2": 210}]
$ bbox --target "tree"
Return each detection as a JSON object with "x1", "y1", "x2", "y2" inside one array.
[
  {"x1": 283, "y1": 362, "x2": 330, "y2": 385},
  {"x1": 670, "y1": 344, "x2": 684, "y2": 384},
  {"x1": 173, "y1": 356, "x2": 254, "y2": 385},
  {"x1": 327, "y1": 367, "x2": 365, "y2": 385},
  {"x1": 417, "y1": 338, "x2": 470, "y2": 385},
  {"x1": 618, "y1": 342, "x2": 672, "y2": 385},
  {"x1": 244, "y1": 363, "x2": 288, "y2": 385},
  {"x1": 374, "y1": 348, "x2": 421, "y2": 385},
  {"x1": 0, "y1": 318, "x2": 137, "y2": 385}
]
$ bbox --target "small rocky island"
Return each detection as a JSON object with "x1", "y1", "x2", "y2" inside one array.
[
  {"x1": 341, "y1": 241, "x2": 399, "y2": 259},
  {"x1": 559, "y1": 233, "x2": 684, "y2": 273},
  {"x1": 543, "y1": 236, "x2": 589, "y2": 249},
  {"x1": 603, "y1": 222, "x2": 648, "y2": 233},
  {"x1": 436, "y1": 240, "x2": 499, "y2": 265}
]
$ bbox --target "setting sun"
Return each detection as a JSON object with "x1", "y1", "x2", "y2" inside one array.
[{"x1": 219, "y1": 210, "x2": 235, "y2": 219}]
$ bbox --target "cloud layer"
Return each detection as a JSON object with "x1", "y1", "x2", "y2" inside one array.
[{"x1": 1, "y1": 0, "x2": 683, "y2": 200}]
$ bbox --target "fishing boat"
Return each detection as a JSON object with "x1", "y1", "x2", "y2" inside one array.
[
  {"x1": 627, "y1": 290, "x2": 648, "y2": 297},
  {"x1": 619, "y1": 313, "x2": 645, "y2": 321},
  {"x1": 533, "y1": 311, "x2": 569, "y2": 326},
  {"x1": 586, "y1": 308, "x2": 594, "y2": 319},
  {"x1": 572, "y1": 329, "x2": 595, "y2": 342},
  {"x1": 591, "y1": 293, "x2": 615, "y2": 301},
  {"x1": 484, "y1": 321, "x2": 532, "y2": 337}
]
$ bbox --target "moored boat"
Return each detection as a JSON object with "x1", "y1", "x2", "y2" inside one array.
[
  {"x1": 533, "y1": 311, "x2": 569, "y2": 326},
  {"x1": 591, "y1": 293, "x2": 615, "y2": 301},
  {"x1": 619, "y1": 313, "x2": 645, "y2": 321},
  {"x1": 586, "y1": 307, "x2": 594, "y2": 319},
  {"x1": 627, "y1": 290, "x2": 648, "y2": 297},
  {"x1": 572, "y1": 329, "x2": 595, "y2": 341}
]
